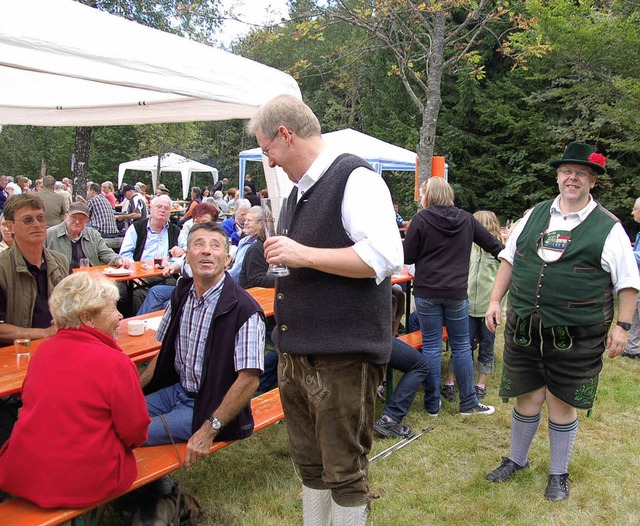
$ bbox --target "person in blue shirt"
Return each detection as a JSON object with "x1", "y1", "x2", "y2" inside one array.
[{"x1": 220, "y1": 199, "x2": 251, "y2": 246}]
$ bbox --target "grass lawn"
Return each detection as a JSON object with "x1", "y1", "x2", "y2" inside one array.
[{"x1": 106, "y1": 325, "x2": 640, "y2": 525}]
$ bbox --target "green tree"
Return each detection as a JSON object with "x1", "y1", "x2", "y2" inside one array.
[
  {"x1": 290, "y1": 0, "x2": 514, "y2": 184},
  {"x1": 503, "y1": 0, "x2": 640, "y2": 231}
]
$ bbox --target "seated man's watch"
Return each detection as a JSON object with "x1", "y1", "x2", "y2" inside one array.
[
  {"x1": 208, "y1": 416, "x2": 223, "y2": 431},
  {"x1": 616, "y1": 321, "x2": 632, "y2": 331}
]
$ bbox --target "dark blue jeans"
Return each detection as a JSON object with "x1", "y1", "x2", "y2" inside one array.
[
  {"x1": 468, "y1": 315, "x2": 495, "y2": 375},
  {"x1": 382, "y1": 337, "x2": 429, "y2": 423},
  {"x1": 416, "y1": 297, "x2": 479, "y2": 412}
]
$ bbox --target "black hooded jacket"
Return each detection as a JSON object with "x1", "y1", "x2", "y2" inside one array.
[{"x1": 404, "y1": 205, "x2": 503, "y2": 300}]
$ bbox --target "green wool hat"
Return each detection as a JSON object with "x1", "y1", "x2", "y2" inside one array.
[{"x1": 549, "y1": 142, "x2": 607, "y2": 175}]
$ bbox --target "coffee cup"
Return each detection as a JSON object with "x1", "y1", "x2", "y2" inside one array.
[{"x1": 127, "y1": 320, "x2": 145, "y2": 336}]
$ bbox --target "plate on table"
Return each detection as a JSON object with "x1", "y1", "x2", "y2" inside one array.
[{"x1": 103, "y1": 267, "x2": 133, "y2": 276}]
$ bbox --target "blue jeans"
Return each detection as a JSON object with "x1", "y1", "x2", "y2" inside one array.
[
  {"x1": 415, "y1": 297, "x2": 478, "y2": 412},
  {"x1": 468, "y1": 315, "x2": 495, "y2": 375},
  {"x1": 144, "y1": 383, "x2": 195, "y2": 445},
  {"x1": 258, "y1": 350, "x2": 279, "y2": 392},
  {"x1": 137, "y1": 284, "x2": 174, "y2": 315},
  {"x1": 383, "y1": 337, "x2": 429, "y2": 423}
]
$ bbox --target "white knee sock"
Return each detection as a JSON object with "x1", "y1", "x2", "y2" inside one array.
[
  {"x1": 302, "y1": 485, "x2": 331, "y2": 526},
  {"x1": 331, "y1": 500, "x2": 368, "y2": 526}
]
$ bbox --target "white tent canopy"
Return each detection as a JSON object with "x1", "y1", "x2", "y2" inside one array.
[
  {"x1": 239, "y1": 128, "x2": 417, "y2": 198},
  {"x1": 0, "y1": 0, "x2": 301, "y2": 126},
  {"x1": 118, "y1": 154, "x2": 218, "y2": 199}
]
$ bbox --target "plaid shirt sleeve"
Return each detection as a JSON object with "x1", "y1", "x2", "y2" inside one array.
[{"x1": 233, "y1": 312, "x2": 265, "y2": 373}]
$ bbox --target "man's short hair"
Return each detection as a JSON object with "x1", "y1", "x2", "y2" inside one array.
[
  {"x1": 151, "y1": 195, "x2": 172, "y2": 208},
  {"x1": 2, "y1": 194, "x2": 44, "y2": 220},
  {"x1": 246, "y1": 94, "x2": 321, "y2": 140},
  {"x1": 213, "y1": 190, "x2": 223, "y2": 199},
  {"x1": 122, "y1": 184, "x2": 136, "y2": 193},
  {"x1": 234, "y1": 199, "x2": 252, "y2": 212},
  {"x1": 187, "y1": 223, "x2": 229, "y2": 252},
  {"x1": 43, "y1": 176, "x2": 56, "y2": 190},
  {"x1": 89, "y1": 183, "x2": 102, "y2": 194}
]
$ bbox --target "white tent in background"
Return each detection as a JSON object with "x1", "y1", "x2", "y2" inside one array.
[
  {"x1": 118, "y1": 154, "x2": 218, "y2": 199},
  {"x1": 239, "y1": 128, "x2": 417, "y2": 199},
  {"x1": 0, "y1": 0, "x2": 301, "y2": 127}
]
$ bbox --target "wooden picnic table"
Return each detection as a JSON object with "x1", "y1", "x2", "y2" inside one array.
[
  {"x1": 74, "y1": 261, "x2": 164, "y2": 317},
  {"x1": 0, "y1": 310, "x2": 165, "y2": 398}
]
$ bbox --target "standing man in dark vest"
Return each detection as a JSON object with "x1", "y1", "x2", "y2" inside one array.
[
  {"x1": 248, "y1": 95, "x2": 403, "y2": 525},
  {"x1": 485, "y1": 142, "x2": 640, "y2": 501}
]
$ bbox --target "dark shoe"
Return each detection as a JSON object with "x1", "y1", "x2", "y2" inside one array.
[
  {"x1": 475, "y1": 385, "x2": 486, "y2": 399},
  {"x1": 486, "y1": 457, "x2": 530, "y2": 482},
  {"x1": 374, "y1": 415, "x2": 414, "y2": 439},
  {"x1": 621, "y1": 352, "x2": 640, "y2": 359},
  {"x1": 441, "y1": 383, "x2": 456, "y2": 401},
  {"x1": 460, "y1": 403, "x2": 495, "y2": 416},
  {"x1": 545, "y1": 473, "x2": 570, "y2": 501}
]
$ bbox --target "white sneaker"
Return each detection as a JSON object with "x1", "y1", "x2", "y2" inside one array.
[{"x1": 460, "y1": 403, "x2": 495, "y2": 416}]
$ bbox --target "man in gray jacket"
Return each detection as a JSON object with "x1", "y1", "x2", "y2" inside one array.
[{"x1": 46, "y1": 202, "x2": 130, "y2": 271}]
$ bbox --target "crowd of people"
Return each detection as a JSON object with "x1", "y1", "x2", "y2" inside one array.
[{"x1": 0, "y1": 100, "x2": 638, "y2": 523}]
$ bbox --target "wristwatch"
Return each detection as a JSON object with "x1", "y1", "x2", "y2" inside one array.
[
  {"x1": 208, "y1": 416, "x2": 223, "y2": 431},
  {"x1": 616, "y1": 321, "x2": 632, "y2": 331}
]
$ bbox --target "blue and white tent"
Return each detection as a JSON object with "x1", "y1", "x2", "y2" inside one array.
[{"x1": 238, "y1": 128, "x2": 417, "y2": 198}]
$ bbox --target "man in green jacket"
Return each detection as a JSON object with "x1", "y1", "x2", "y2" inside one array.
[
  {"x1": 46, "y1": 202, "x2": 129, "y2": 271},
  {"x1": 484, "y1": 142, "x2": 640, "y2": 501},
  {"x1": 0, "y1": 194, "x2": 68, "y2": 344}
]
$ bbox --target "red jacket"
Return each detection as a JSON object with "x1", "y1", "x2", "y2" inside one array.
[{"x1": 0, "y1": 326, "x2": 150, "y2": 508}]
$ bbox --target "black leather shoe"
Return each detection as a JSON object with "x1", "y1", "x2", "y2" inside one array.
[
  {"x1": 486, "y1": 457, "x2": 530, "y2": 482},
  {"x1": 545, "y1": 473, "x2": 570, "y2": 501}
]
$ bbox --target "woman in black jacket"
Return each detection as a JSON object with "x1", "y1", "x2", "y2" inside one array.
[{"x1": 404, "y1": 177, "x2": 503, "y2": 417}]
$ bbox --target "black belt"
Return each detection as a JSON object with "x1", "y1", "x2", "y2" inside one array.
[{"x1": 185, "y1": 390, "x2": 198, "y2": 398}]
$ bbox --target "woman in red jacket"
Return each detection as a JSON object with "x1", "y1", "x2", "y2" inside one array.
[{"x1": 0, "y1": 273, "x2": 150, "y2": 508}]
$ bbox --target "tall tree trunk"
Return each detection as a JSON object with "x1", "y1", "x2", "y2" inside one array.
[
  {"x1": 73, "y1": 126, "x2": 92, "y2": 200},
  {"x1": 40, "y1": 159, "x2": 47, "y2": 179},
  {"x1": 417, "y1": 15, "x2": 446, "y2": 185}
]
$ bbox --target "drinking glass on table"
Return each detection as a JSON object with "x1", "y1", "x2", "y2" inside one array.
[
  {"x1": 154, "y1": 250, "x2": 165, "y2": 269},
  {"x1": 79, "y1": 258, "x2": 90, "y2": 268},
  {"x1": 261, "y1": 197, "x2": 290, "y2": 276},
  {"x1": 14, "y1": 330, "x2": 31, "y2": 358}
]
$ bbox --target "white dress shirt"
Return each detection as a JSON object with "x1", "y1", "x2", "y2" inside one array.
[{"x1": 295, "y1": 147, "x2": 404, "y2": 284}]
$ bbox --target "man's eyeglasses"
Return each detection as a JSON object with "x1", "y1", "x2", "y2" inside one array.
[
  {"x1": 558, "y1": 168, "x2": 591, "y2": 178},
  {"x1": 261, "y1": 131, "x2": 280, "y2": 158},
  {"x1": 153, "y1": 204, "x2": 171, "y2": 211},
  {"x1": 13, "y1": 215, "x2": 47, "y2": 225}
]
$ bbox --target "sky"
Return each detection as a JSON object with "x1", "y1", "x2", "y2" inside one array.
[{"x1": 216, "y1": 0, "x2": 291, "y2": 46}]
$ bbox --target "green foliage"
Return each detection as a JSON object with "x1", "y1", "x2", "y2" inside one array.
[
  {"x1": 0, "y1": 126, "x2": 75, "y2": 179},
  {"x1": 76, "y1": 0, "x2": 222, "y2": 42}
]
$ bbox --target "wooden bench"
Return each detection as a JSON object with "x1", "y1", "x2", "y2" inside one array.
[{"x1": 0, "y1": 388, "x2": 284, "y2": 526}]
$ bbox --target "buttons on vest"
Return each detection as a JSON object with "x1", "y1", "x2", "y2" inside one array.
[
  {"x1": 280, "y1": 325, "x2": 288, "y2": 332},
  {"x1": 276, "y1": 293, "x2": 284, "y2": 301}
]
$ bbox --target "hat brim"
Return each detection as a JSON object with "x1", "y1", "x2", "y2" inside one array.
[{"x1": 550, "y1": 158, "x2": 606, "y2": 175}]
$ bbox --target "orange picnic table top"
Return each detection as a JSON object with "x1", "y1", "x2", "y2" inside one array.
[
  {"x1": 72, "y1": 260, "x2": 163, "y2": 282},
  {"x1": 0, "y1": 310, "x2": 164, "y2": 398}
]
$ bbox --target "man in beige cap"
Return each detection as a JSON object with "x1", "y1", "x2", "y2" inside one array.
[{"x1": 46, "y1": 202, "x2": 129, "y2": 271}]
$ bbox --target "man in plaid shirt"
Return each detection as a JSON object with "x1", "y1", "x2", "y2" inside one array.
[{"x1": 87, "y1": 183, "x2": 119, "y2": 238}]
